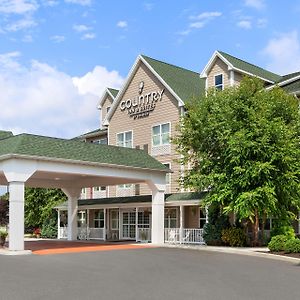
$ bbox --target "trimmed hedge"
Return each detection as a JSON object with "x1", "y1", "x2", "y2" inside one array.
[
  {"x1": 284, "y1": 238, "x2": 300, "y2": 253},
  {"x1": 268, "y1": 235, "x2": 289, "y2": 252}
]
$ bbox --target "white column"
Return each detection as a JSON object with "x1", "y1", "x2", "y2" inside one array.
[
  {"x1": 9, "y1": 181, "x2": 25, "y2": 251},
  {"x1": 118, "y1": 208, "x2": 122, "y2": 240},
  {"x1": 62, "y1": 188, "x2": 81, "y2": 241},
  {"x1": 135, "y1": 207, "x2": 139, "y2": 242},
  {"x1": 149, "y1": 182, "x2": 165, "y2": 245},
  {"x1": 103, "y1": 208, "x2": 106, "y2": 241},
  {"x1": 57, "y1": 210, "x2": 61, "y2": 239},
  {"x1": 179, "y1": 205, "x2": 184, "y2": 244}
]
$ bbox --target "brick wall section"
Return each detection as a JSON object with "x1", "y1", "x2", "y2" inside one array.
[
  {"x1": 207, "y1": 57, "x2": 230, "y2": 89},
  {"x1": 108, "y1": 61, "x2": 181, "y2": 196},
  {"x1": 184, "y1": 206, "x2": 199, "y2": 228}
]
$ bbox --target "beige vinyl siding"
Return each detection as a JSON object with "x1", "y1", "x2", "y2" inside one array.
[
  {"x1": 101, "y1": 95, "x2": 113, "y2": 123},
  {"x1": 109, "y1": 61, "x2": 181, "y2": 196},
  {"x1": 207, "y1": 57, "x2": 230, "y2": 89},
  {"x1": 234, "y1": 71, "x2": 244, "y2": 85}
]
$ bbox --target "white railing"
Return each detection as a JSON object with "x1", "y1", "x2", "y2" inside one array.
[
  {"x1": 164, "y1": 228, "x2": 205, "y2": 245},
  {"x1": 58, "y1": 226, "x2": 68, "y2": 239},
  {"x1": 88, "y1": 228, "x2": 105, "y2": 240},
  {"x1": 58, "y1": 226, "x2": 105, "y2": 240},
  {"x1": 136, "y1": 228, "x2": 151, "y2": 242}
]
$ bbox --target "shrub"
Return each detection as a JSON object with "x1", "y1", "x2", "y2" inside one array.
[
  {"x1": 221, "y1": 227, "x2": 247, "y2": 247},
  {"x1": 268, "y1": 235, "x2": 289, "y2": 252},
  {"x1": 203, "y1": 203, "x2": 230, "y2": 245},
  {"x1": 270, "y1": 225, "x2": 295, "y2": 239},
  {"x1": 41, "y1": 218, "x2": 57, "y2": 238},
  {"x1": 284, "y1": 238, "x2": 300, "y2": 253}
]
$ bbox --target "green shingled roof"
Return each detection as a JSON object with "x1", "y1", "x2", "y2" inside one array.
[
  {"x1": 74, "y1": 128, "x2": 107, "y2": 140},
  {"x1": 218, "y1": 51, "x2": 281, "y2": 83},
  {"x1": 0, "y1": 133, "x2": 168, "y2": 171},
  {"x1": 279, "y1": 71, "x2": 300, "y2": 83},
  {"x1": 280, "y1": 78, "x2": 300, "y2": 94},
  {"x1": 55, "y1": 192, "x2": 207, "y2": 209},
  {"x1": 141, "y1": 55, "x2": 205, "y2": 102},
  {"x1": 0, "y1": 130, "x2": 13, "y2": 140},
  {"x1": 107, "y1": 88, "x2": 119, "y2": 98}
]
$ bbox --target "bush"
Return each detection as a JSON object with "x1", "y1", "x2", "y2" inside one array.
[
  {"x1": 284, "y1": 238, "x2": 300, "y2": 253},
  {"x1": 270, "y1": 225, "x2": 295, "y2": 239},
  {"x1": 203, "y1": 203, "x2": 230, "y2": 245},
  {"x1": 41, "y1": 218, "x2": 57, "y2": 238},
  {"x1": 221, "y1": 227, "x2": 247, "y2": 247},
  {"x1": 268, "y1": 235, "x2": 289, "y2": 252}
]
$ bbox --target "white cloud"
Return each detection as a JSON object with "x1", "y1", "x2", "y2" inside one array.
[
  {"x1": 237, "y1": 20, "x2": 252, "y2": 29},
  {"x1": 190, "y1": 11, "x2": 222, "y2": 20},
  {"x1": 0, "y1": 0, "x2": 38, "y2": 14},
  {"x1": 180, "y1": 11, "x2": 222, "y2": 35},
  {"x1": 5, "y1": 17, "x2": 36, "y2": 31},
  {"x1": 244, "y1": 0, "x2": 265, "y2": 10},
  {"x1": 257, "y1": 18, "x2": 267, "y2": 28},
  {"x1": 22, "y1": 34, "x2": 33, "y2": 42},
  {"x1": 50, "y1": 35, "x2": 65, "y2": 43},
  {"x1": 81, "y1": 32, "x2": 95, "y2": 40},
  {"x1": 73, "y1": 24, "x2": 91, "y2": 32},
  {"x1": 42, "y1": 0, "x2": 58, "y2": 6},
  {"x1": 262, "y1": 31, "x2": 300, "y2": 74},
  {"x1": 0, "y1": 51, "x2": 124, "y2": 138},
  {"x1": 143, "y1": 2, "x2": 153, "y2": 11},
  {"x1": 65, "y1": 0, "x2": 91, "y2": 6},
  {"x1": 117, "y1": 21, "x2": 128, "y2": 28}
]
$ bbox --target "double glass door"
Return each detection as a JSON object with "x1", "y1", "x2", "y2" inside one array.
[{"x1": 122, "y1": 211, "x2": 136, "y2": 239}]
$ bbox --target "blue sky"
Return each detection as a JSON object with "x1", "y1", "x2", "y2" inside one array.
[{"x1": 1, "y1": 0, "x2": 300, "y2": 138}]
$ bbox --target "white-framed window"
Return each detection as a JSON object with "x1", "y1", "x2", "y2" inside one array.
[
  {"x1": 163, "y1": 163, "x2": 171, "y2": 185},
  {"x1": 93, "y1": 186, "x2": 106, "y2": 192},
  {"x1": 93, "y1": 138, "x2": 107, "y2": 145},
  {"x1": 152, "y1": 123, "x2": 170, "y2": 146},
  {"x1": 81, "y1": 188, "x2": 86, "y2": 194},
  {"x1": 107, "y1": 106, "x2": 111, "y2": 113},
  {"x1": 199, "y1": 208, "x2": 207, "y2": 229},
  {"x1": 164, "y1": 208, "x2": 177, "y2": 228},
  {"x1": 214, "y1": 74, "x2": 223, "y2": 90},
  {"x1": 94, "y1": 210, "x2": 104, "y2": 228},
  {"x1": 118, "y1": 184, "x2": 132, "y2": 189},
  {"x1": 117, "y1": 131, "x2": 132, "y2": 148},
  {"x1": 78, "y1": 210, "x2": 86, "y2": 227},
  {"x1": 110, "y1": 210, "x2": 119, "y2": 230}
]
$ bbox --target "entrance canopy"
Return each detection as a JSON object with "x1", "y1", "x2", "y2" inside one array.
[{"x1": 0, "y1": 133, "x2": 168, "y2": 252}]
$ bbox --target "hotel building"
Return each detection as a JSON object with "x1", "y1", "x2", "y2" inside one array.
[{"x1": 57, "y1": 50, "x2": 300, "y2": 243}]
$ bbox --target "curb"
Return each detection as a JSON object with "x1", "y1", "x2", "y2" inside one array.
[{"x1": 162, "y1": 244, "x2": 300, "y2": 264}]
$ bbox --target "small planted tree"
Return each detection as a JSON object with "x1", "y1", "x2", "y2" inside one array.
[{"x1": 175, "y1": 77, "x2": 300, "y2": 245}]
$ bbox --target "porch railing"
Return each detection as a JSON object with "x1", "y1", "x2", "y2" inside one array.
[
  {"x1": 58, "y1": 226, "x2": 105, "y2": 240},
  {"x1": 164, "y1": 228, "x2": 205, "y2": 245},
  {"x1": 136, "y1": 228, "x2": 151, "y2": 242},
  {"x1": 58, "y1": 226, "x2": 68, "y2": 239}
]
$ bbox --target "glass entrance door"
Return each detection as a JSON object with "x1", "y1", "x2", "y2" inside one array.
[{"x1": 122, "y1": 211, "x2": 136, "y2": 239}]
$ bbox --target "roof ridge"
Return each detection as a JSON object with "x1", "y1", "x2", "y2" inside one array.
[
  {"x1": 218, "y1": 50, "x2": 281, "y2": 77},
  {"x1": 141, "y1": 54, "x2": 200, "y2": 75}
]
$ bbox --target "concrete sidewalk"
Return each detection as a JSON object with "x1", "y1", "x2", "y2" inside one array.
[{"x1": 163, "y1": 243, "x2": 300, "y2": 263}]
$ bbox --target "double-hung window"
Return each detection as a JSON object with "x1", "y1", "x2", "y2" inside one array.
[
  {"x1": 152, "y1": 123, "x2": 170, "y2": 146},
  {"x1": 214, "y1": 74, "x2": 223, "y2": 90},
  {"x1": 117, "y1": 131, "x2": 132, "y2": 148},
  {"x1": 94, "y1": 210, "x2": 104, "y2": 228}
]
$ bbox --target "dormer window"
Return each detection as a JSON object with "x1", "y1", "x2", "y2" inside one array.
[
  {"x1": 107, "y1": 106, "x2": 111, "y2": 113},
  {"x1": 214, "y1": 74, "x2": 223, "y2": 90}
]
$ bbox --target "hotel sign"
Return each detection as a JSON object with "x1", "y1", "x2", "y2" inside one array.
[{"x1": 119, "y1": 81, "x2": 164, "y2": 120}]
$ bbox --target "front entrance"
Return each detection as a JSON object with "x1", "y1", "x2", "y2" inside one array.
[{"x1": 121, "y1": 211, "x2": 136, "y2": 239}]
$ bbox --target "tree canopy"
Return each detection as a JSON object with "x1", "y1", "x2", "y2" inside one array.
[
  {"x1": 24, "y1": 188, "x2": 66, "y2": 229},
  {"x1": 175, "y1": 77, "x2": 300, "y2": 243}
]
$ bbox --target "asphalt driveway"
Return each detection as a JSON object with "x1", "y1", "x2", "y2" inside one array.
[{"x1": 0, "y1": 247, "x2": 299, "y2": 300}]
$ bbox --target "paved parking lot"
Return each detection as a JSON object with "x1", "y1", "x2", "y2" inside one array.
[{"x1": 0, "y1": 247, "x2": 299, "y2": 300}]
